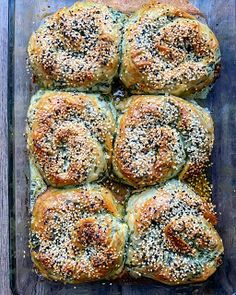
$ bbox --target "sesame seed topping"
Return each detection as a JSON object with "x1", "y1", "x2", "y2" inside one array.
[
  {"x1": 121, "y1": 5, "x2": 220, "y2": 96},
  {"x1": 27, "y1": 91, "x2": 115, "y2": 187},
  {"x1": 28, "y1": 3, "x2": 123, "y2": 89},
  {"x1": 113, "y1": 95, "x2": 214, "y2": 187},
  {"x1": 126, "y1": 180, "x2": 223, "y2": 284},
  {"x1": 31, "y1": 185, "x2": 128, "y2": 283}
]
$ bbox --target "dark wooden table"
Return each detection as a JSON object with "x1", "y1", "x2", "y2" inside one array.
[{"x1": 1, "y1": 0, "x2": 236, "y2": 294}]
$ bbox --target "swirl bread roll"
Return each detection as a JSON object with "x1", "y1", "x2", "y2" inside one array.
[
  {"x1": 112, "y1": 95, "x2": 214, "y2": 188},
  {"x1": 120, "y1": 3, "x2": 221, "y2": 97},
  {"x1": 28, "y1": 2, "x2": 125, "y2": 93},
  {"x1": 125, "y1": 180, "x2": 224, "y2": 285},
  {"x1": 27, "y1": 91, "x2": 115, "y2": 187},
  {"x1": 30, "y1": 184, "x2": 128, "y2": 283}
]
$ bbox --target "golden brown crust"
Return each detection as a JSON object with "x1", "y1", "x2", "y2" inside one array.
[
  {"x1": 125, "y1": 180, "x2": 224, "y2": 284},
  {"x1": 27, "y1": 91, "x2": 115, "y2": 187},
  {"x1": 102, "y1": 177, "x2": 131, "y2": 204},
  {"x1": 30, "y1": 184, "x2": 128, "y2": 283},
  {"x1": 112, "y1": 95, "x2": 214, "y2": 188},
  {"x1": 93, "y1": 0, "x2": 203, "y2": 16},
  {"x1": 120, "y1": 3, "x2": 220, "y2": 97},
  {"x1": 28, "y1": 2, "x2": 124, "y2": 91}
]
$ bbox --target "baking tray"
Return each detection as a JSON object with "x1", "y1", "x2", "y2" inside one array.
[{"x1": 8, "y1": 0, "x2": 236, "y2": 294}]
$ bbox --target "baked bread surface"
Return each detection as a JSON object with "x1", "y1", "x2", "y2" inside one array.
[
  {"x1": 30, "y1": 184, "x2": 128, "y2": 283},
  {"x1": 27, "y1": 90, "x2": 115, "y2": 187},
  {"x1": 28, "y1": 1, "x2": 125, "y2": 92},
  {"x1": 27, "y1": 1, "x2": 223, "y2": 286},
  {"x1": 93, "y1": 0, "x2": 203, "y2": 15},
  {"x1": 120, "y1": 3, "x2": 221, "y2": 97},
  {"x1": 113, "y1": 95, "x2": 214, "y2": 187},
  {"x1": 125, "y1": 180, "x2": 224, "y2": 284}
]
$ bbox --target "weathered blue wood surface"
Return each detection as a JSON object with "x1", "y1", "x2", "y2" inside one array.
[{"x1": 0, "y1": 0, "x2": 11, "y2": 294}]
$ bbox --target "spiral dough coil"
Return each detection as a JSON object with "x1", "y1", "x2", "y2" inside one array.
[
  {"x1": 113, "y1": 95, "x2": 214, "y2": 188},
  {"x1": 125, "y1": 180, "x2": 224, "y2": 285},
  {"x1": 120, "y1": 3, "x2": 221, "y2": 97},
  {"x1": 28, "y1": 2, "x2": 125, "y2": 93},
  {"x1": 27, "y1": 91, "x2": 115, "y2": 187},
  {"x1": 30, "y1": 184, "x2": 128, "y2": 283}
]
